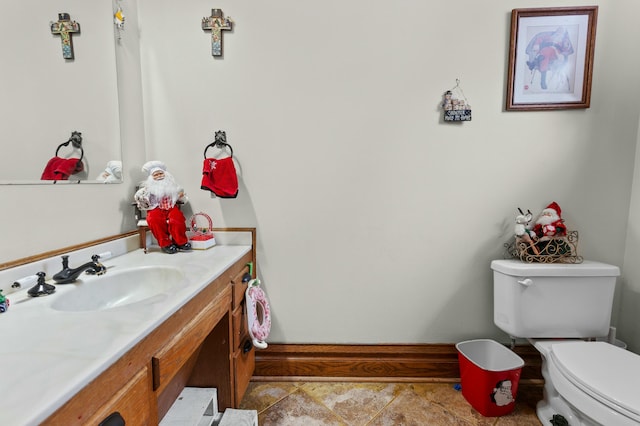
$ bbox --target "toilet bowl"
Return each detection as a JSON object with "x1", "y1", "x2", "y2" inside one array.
[
  {"x1": 491, "y1": 260, "x2": 640, "y2": 425},
  {"x1": 534, "y1": 340, "x2": 640, "y2": 425}
]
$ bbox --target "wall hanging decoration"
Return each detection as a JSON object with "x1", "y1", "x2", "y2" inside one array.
[
  {"x1": 50, "y1": 13, "x2": 81, "y2": 59},
  {"x1": 442, "y1": 79, "x2": 471, "y2": 122},
  {"x1": 506, "y1": 6, "x2": 598, "y2": 111},
  {"x1": 202, "y1": 9, "x2": 233, "y2": 56},
  {"x1": 114, "y1": 4, "x2": 125, "y2": 41}
]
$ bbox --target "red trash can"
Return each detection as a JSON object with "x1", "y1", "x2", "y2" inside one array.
[{"x1": 456, "y1": 339, "x2": 524, "y2": 417}]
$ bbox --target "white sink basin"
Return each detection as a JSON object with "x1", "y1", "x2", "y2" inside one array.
[{"x1": 50, "y1": 266, "x2": 187, "y2": 312}]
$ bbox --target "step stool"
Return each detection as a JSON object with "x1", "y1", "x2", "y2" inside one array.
[
  {"x1": 160, "y1": 387, "x2": 221, "y2": 426},
  {"x1": 219, "y1": 408, "x2": 258, "y2": 426}
]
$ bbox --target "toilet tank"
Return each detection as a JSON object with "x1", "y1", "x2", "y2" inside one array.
[{"x1": 491, "y1": 260, "x2": 620, "y2": 339}]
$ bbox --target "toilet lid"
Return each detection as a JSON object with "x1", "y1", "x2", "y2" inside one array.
[{"x1": 551, "y1": 341, "x2": 640, "y2": 418}]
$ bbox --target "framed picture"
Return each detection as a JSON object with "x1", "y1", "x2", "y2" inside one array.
[{"x1": 506, "y1": 6, "x2": 598, "y2": 111}]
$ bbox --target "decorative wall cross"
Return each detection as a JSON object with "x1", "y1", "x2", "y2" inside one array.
[
  {"x1": 202, "y1": 9, "x2": 233, "y2": 56},
  {"x1": 50, "y1": 13, "x2": 80, "y2": 59}
]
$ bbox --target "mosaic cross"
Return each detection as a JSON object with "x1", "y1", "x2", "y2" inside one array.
[
  {"x1": 50, "y1": 13, "x2": 80, "y2": 59},
  {"x1": 202, "y1": 9, "x2": 233, "y2": 56}
]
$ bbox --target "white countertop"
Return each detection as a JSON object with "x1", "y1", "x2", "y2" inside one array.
[{"x1": 0, "y1": 242, "x2": 251, "y2": 426}]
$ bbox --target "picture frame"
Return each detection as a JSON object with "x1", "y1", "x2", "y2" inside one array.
[{"x1": 506, "y1": 6, "x2": 598, "y2": 111}]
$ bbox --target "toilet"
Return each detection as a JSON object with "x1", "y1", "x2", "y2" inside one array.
[{"x1": 491, "y1": 259, "x2": 640, "y2": 425}]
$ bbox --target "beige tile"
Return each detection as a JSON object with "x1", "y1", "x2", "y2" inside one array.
[
  {"x1": 367, "y1": 388, "x2": 476, "y2": 426},
  {"x1": 258, "y1": 389, "x2": 347, "y2": 426},
  {"x1": 408, "y1": 383, "x2": 495, "y2": 425},
  {"x1": 300, "y1": 382, "x2": 405, "y2": 425},
  {"x1": 494, "y1": 399, "x2": 541, "y2": 426},
  {"x1": 239, "y1": 382, "x2": 542, "y2": 426},
  {"x1": 494, "y1": 385, "x2": 543, "y2": 426},
  {"x1": 239, "y1": 381, "x2": 299, "y2": 412},
  {"x1": 495, "y1": 413, "x2": 542, "y2": 426}
]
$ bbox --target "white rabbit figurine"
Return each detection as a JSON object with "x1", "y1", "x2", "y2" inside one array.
[{"x1": 515, "y1": 208, "x2": 539, "y2": 255}]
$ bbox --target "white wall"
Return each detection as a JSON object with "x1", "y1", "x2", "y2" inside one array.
[
  {"x1": 622, "y1": 132, "x2": 640, "y2": 353},
  {"x1": 3, "y1": 0, "x2": 640, "y2": 349}
]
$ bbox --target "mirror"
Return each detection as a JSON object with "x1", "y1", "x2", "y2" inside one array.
[{"x1": 0, "y1": 1, "x2": 122, "y2": 184}]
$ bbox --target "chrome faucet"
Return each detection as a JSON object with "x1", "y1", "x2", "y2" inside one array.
[{"x1": 52, "y1": 254, "x2": 107, "y2": 284}]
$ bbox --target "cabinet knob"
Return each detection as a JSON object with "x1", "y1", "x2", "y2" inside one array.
[{"x1": 243, "y1": 339, "x2": 253, "y2": 353}]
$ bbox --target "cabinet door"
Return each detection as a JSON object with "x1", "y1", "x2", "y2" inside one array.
[
  {"x1": 230, "y1": 263, "x2": 251, "y2": 310},
  {"x1": 85, "y1": 367, "x2": 152, "y2": 425},
  {"x1": 152, "y1": 291, "x2": 225, "y2": 393},
  {"x1": 234, "y1": 343, "x2": 255, "y2": 404},
  {"x1": 232, "y1": 302, "x2": 250, "y2": 350}
]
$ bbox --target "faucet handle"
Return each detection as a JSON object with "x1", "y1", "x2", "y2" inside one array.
[
  {"x1": 12, "y1": 275, "x2": 38, "y2": 290},
  {"x1": 93, "y1": 251, "x2": 112, "y2": 261},
  {"x1": 27, "y1": 272, "x2": 56, "y2": 297},
  {"x1": 87, "y1": 254, "x2": 108, "y2": 276}
]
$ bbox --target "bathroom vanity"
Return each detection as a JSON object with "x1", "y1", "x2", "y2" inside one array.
[{"x1": 0, "y1": 229, "x2": 256, "y2": 425}]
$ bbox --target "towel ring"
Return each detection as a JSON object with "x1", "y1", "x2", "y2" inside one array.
[
  {"x1": 55, "y1": 131, "x2": 84, "y2": 161},
  {"x1": 203, "y1": 130, "x2": 233, "y2": 158}
]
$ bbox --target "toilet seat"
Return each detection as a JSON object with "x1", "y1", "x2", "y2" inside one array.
[
  {"x1": 550, "y1": 341, "x2": 640, "y2": 423},
  {"x1": 245, "y1": 279, "x2": 271, "y2": 349}
]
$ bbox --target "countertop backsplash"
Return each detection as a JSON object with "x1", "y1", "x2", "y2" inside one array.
[
  {"x1": 0, "y1": 229, "x2": 254, "y2": 297},
  {"x1": 0, "y1": 236, "x2": 139, "y2": 297}
]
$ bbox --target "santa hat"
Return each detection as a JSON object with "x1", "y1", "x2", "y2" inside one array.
[
  {"x1": 142, "y1": 160, "x2": 166, "y2": 176},
  {"x1": 107, "y1": 160, "x2": 123, "y2": 177},
  {"x1": 542, "y1": 201, "x2": 562, "y2": 217}
]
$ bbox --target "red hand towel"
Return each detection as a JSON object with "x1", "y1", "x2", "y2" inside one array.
[
  {"x1": 41, "y1": 157, "x2": 83, "y2": 180},
  {"x1": 201, "y1": 157, "x2": 238, "y2": 198}
]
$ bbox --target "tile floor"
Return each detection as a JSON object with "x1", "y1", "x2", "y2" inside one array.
[{"x1": 239, "y1": 381, "x2": 543, "y2": 425}]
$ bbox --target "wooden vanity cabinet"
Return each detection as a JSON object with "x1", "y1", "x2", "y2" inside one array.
[
  {"x1": 185, "y1": 252, "x2": 255, "y2": 409},
  {"x1": 229, "y1": 261, "x2": 256, "y2": 405},
  {"x1": 84, "y1": 367, "x2": 152, "y2": 425},
  {"x1": 42, "y1": 248, "x2": 256, "y2": 425}
]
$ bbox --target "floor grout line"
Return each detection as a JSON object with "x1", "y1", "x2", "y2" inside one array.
[
  {"x1": 361, "y1": 394, "x2": 399, "y2": 426},
  {"x1": 241, "y1": 381, "x2": 542, "y2": 425},
  {"x1": 297, "y1": 386, "x2": 352, "y2": 425}
]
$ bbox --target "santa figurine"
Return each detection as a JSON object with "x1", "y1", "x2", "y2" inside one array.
[
  {"x1": 531, "y1": 201, "x2": 567, "y2": 239},
  {"x1": 135, "y1": 161, "x2": 192, "y2": 254}
]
